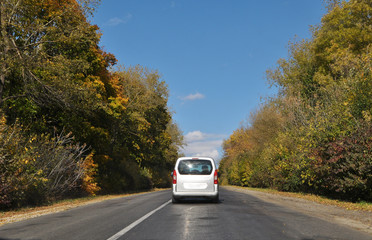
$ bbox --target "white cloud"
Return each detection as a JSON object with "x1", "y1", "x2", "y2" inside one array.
[
  {"x1": 106, "y1": 17, "x2": 124, "y2": 26},
  {"x1": 181, "y1": 92, "x2": 205, "y2": 101},
  {"x1": 184, "y1": 131, "x2": 205, "y2": 142},
  {"x1": 105, "y1": 14, "x2": 132, "y2": 26},
  {"x1": 182, "y1": 131, "x2": 226, "y2": 162}
]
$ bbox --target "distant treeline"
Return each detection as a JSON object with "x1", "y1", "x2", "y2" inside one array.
[
  {"x1": 0, "y1": 0, "x2": 184, "y2": 209},
  {"x1": 219, "y1": 0, "x2": 371, "y2": 202}
]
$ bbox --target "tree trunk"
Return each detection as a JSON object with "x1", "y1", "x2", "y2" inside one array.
[{"x1": 0, "y1": 1, "x2": 9, "y2": 105}]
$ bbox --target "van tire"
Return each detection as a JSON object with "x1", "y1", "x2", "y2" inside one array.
[{"x1": 212, "y1": 195, "x2": 219, "y2": 203}]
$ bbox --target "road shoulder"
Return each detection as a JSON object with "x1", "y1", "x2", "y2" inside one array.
[
  {"x1": 224, "y1": 185, "x2": 372, "y2": 235},
  {"x1": 0, "y1": 189, "x2": 168, "y2": 226}
]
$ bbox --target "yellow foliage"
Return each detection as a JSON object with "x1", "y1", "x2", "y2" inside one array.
[{"x1": 81, "y1": 152, "x2": 100, "y2": 195}]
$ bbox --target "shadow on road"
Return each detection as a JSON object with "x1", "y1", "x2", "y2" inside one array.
[{"x1": 172, "y1": 197, "x2": 223, "y2": 204}]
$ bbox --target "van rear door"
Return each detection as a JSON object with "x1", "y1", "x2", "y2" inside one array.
[{"x1": 176, "y1": 159, "x2": 215, "y2": 192}]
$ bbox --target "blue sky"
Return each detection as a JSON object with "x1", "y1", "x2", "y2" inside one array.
[{"x1": 91, "y1": 0, "x2": 327, "y2": 161}]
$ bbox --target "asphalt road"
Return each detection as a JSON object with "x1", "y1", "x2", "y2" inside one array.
[{"x1": 0, "y1": 187, "x2": 370, "y2": 240}]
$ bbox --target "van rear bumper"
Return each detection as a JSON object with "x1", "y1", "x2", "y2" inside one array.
[{"x1": 172, "y1": 184, "x2": 219, "y2": 199}]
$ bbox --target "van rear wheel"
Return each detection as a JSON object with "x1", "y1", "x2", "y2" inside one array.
[
  {"x1": 172, "y1": 196, "x2": 179, "y2": 203},
  {"x1": 212, "y1": 195, "x2": 219, "y2": 203}
]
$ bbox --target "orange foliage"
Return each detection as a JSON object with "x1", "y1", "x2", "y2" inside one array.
[{"x1": 81, "y1": 152, "x2": 100, "y2": 195}]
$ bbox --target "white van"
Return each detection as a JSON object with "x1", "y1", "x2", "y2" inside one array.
[{"x1": 171, "y1": 157, "x2": 219, "y2": 203}]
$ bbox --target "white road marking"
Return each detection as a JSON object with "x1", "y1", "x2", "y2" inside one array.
[{"x1": 106, "y1": 200, "x2": 171, "y2": 240}]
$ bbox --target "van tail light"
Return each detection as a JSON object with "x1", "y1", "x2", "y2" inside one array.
[
  {"x1": 214, "y1": 170, "x2": 218, "y2": 184},
  {"x1": 172, "y1": 170, "x2": 177, "y2": 184}
]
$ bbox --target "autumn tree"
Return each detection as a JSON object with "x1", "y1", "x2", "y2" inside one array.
[
  {"x1": 98, "y1": 65, "x2": 184, "y2": 190},
  {"x1": 220, "y1": 105, "x2": 283, "y2": 187},
  {"x1": 222, "y1": 0, "x2": 372, "y2": 201},
  {"x1": 0, "y1": 0, "x2": 184, "y2": 208}
]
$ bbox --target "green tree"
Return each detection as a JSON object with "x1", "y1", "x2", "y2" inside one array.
[
  {"x1": 113, "y1": 65, "x2": 184, "y2": 188},
  {"x1": 222, "y1": 0, "x2": 372, "y2": 201},
  {"x1": 0, "y1": 0, "x2": 185, "y2": 207}
]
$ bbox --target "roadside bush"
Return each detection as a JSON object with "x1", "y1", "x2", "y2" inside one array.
[
  {"x1": 312, "y1": 122, "x2": 372, "y2": 202},
  {"x1": 0, "y1": 115, "x2": 92, "y2": 209}
]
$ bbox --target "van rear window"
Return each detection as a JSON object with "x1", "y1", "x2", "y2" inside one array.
[{"x1": 178, "y1": 160, "x2": 212, "y2": 175}]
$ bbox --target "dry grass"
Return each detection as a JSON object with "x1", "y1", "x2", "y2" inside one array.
[
  {"x1": 229, "y1": 185, "x2": 372, "y2": 212},
  {"x1": 0, "y1": 188, "x2": 168, "y2": 226}
]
